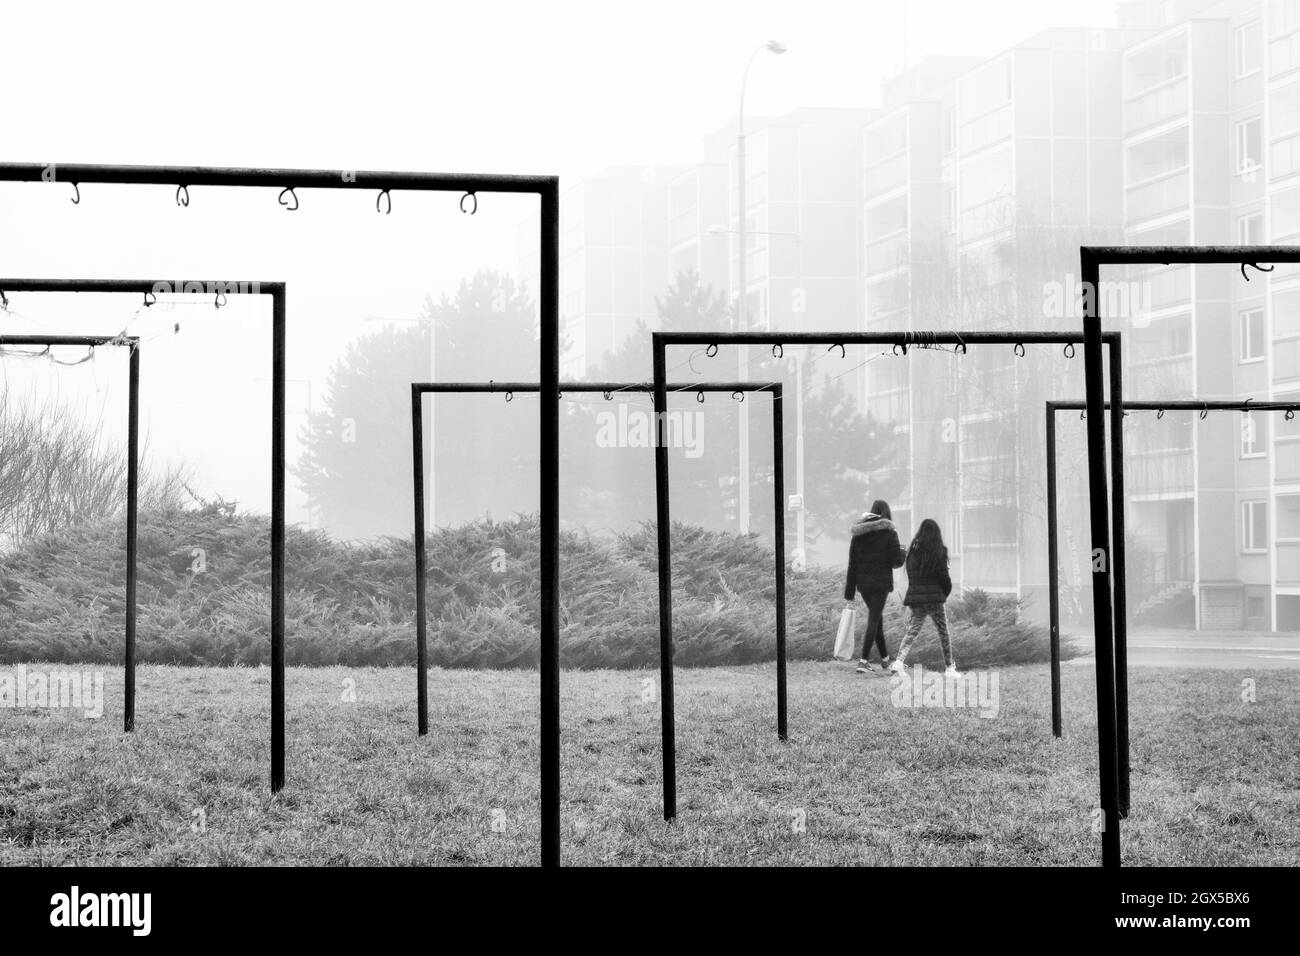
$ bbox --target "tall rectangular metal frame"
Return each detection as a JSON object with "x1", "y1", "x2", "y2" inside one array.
[
  {"x1": 652, "y1": 329, "x2": 1126, "y2": 868},
  {"x1": 1078, "y1": 244, "x2": 1300, "y2": 867},
  {"x1": 0, "y1": 329, "x2": 139, "y2": 732},
  {"x1": 410, "y1": 380, "x2": 788, "y2": 743},
  {"x1": 0, "y1": 162, "x2": 560, "y2": 866},
  {"x1": 1046, "y1": 397, "x2": 1300, "y2": 726},
  {"x1": 0, "y1": 278, "x2": 285, "y2": 787}
]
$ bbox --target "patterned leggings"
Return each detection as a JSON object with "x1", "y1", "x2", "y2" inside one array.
[{"x1": 896, "y1": 603, "x2": 953, "y2": 668}]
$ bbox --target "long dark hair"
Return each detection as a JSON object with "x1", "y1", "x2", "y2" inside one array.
[
  {"x1": 869, "y1": 499, "x2": 892, "y2": 521},
  {"x1": 909, "y1": 518, "x2": 948, "y2": 575}
]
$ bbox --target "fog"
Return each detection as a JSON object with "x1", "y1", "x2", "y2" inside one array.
[{"x1": 2, "y1": 0, "x2": 1288, "y2": 630}]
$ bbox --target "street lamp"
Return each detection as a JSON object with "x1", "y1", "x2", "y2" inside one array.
[{"x1": 736, "y1": 39, "x2": 786, "y2": 535}]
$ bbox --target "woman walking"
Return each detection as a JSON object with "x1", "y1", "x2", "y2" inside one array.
[
  {"x1": 891, "y1": 518, "x2": 958, "y2": 677},
  {"x1": 843, "y1": 499, "x2": 905, "y2": 673}
]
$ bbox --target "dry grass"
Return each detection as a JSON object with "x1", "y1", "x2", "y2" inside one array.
[{"x1": 0, "y1": 661, "x2": 1296, "y2": 866}]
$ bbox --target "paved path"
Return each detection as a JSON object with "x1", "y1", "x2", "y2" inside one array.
[{"x1": 1065, "y1": 627, "x2": 1300, "y2": 669}]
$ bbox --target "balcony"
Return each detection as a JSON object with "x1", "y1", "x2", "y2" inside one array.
[
  {"x1": 1123, "y1": 77, "x2": 1188, "y2": 135},
  {"x1": 1274, "y1": 338, "x2": 1300, "y2": 386},
  {"x1": 1272, "y1": 133, "x2": 1300, "y2": 181},
  {"x1": 1277, "y1": 541, "x2": 1300, "y2": 585},
  {"x1": 959, "y1": 195, "x2": 1014, "y2": 242},
  {"x1": 1126, "y1": 170, "x2": 1190, "y2": 223},
  {"x1": 863, "y1": 151, "x2": 910, "y2": 199},
  {"x1": 1128, "y1": 449, "x2": 1194, "y2": 496},
  {"x1": 1140, "y1": 264, "x2": 1192, "y2": 311},
  {"x1": 1275, "y1": 439, "x2": 1300, "y2": 483},
  {"x1": 668, "y1": 210, "x2": 698, "y2": 248},
  {"x1": 864, "y1": 231, "x2": 910, "y2": 276},
  {"x1": 1125, "y1": 354, "x2": 1193, "y2": 397}
]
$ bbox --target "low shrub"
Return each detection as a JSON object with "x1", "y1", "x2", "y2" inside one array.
[{"x1": 0, "y1": 507, "x2": 1077, "y2": 669}]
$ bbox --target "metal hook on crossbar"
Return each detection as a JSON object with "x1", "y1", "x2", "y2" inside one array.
[
  {"x1": 504, "y1": 390, "x2": 513, "y2": 403},
  {"x1": 214, "y1": 291, "x2": 227, "y2": 310},
  {"x1": 0, "y1": 290, "x2": 7, "y2": 311},
  {"x1": 1063, "y1": 343, "x2": 1075, "y2": 359},
  {"x1": 893, "y1": 342, "x2": 908, "y2": 356},
  {"x1": 696, "y1": 389, "x2": 705, "y2": 403},
  {"x1": 1157, "y1": 408, "x2": 1165, "y2": 420},
  {"x1": 602, "y1": 390, "x2": 612, "y2": 401},
  {"x1": 1080, "y1": 409, "x2": 1086, "y2": 421},
  {"x1": 772, "y1": 343, "x2": 783, "y2": 358},
  {"x1": 1200, "y1": 405, "x2": 1209, "y2": 420},
  {"x1": 1014, "y1": 342, "x2": 1025, "y2": 358},
  {"x1": 460, "y1": 192, "x2": 478, "y2": 215},
  {"x1": 278, "y1": 187, "x2": 299, "y2": 211},
  {"x1": 733, "y1": 390, "x2": 744, "y2": 403},
  {"x1": 69, "y1": 182, "x2": 81, "y2": 205},
  {"x1": 705, "y1": 343, "x2": 718, "y2": 358},
  {"x1": 376, "y1": 189, "x2": 392, "y2": 215},
  {"x1": 143, "y1": 291, "x2": 156, "y2": 308},
  {"x1": 1242, "y1": 262, "x2": 1275, "y2": 281},
  {"x1": 1288, "y1": 410, "x2": 1296, "y2": 422},
  {"x1": 176, "y1": 185, "x2": 190, "y2": 208},
  {"x1": 828, "y1": 343, "x2": 845, "y2": 359}
]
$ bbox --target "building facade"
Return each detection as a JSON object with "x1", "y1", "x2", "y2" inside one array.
[{"x1": 527, "y1": 0, "x2": 1300, "y2": 630}]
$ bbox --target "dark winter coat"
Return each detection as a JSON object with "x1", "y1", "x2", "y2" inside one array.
[
  {"x1": 843, "y1": 515, "x2": 905, "y2": 599},
  {"x1": 902, "y1": 546, "x2": 953, "y2": 607}
]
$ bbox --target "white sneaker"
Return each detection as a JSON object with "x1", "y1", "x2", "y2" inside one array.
[{"x1": 888, "y1": 659, "x2": 906, "y2": 675}]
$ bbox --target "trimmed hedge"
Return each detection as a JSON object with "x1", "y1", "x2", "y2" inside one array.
[{"x1": 0, "y1": 505, "x2": 1076, "y2": 669}]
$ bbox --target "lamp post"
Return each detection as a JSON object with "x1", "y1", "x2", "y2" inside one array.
[{"x1": 736, "y1": 39, "x2": 786, "y2": 534}]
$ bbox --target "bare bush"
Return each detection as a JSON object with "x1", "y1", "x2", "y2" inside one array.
[{"x1": 0, "y1": 391, "x2": 190, "y2": 550}]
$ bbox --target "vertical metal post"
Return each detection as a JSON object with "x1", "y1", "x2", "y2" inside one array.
[
  {"x1": 794, "y1": 360, "x2": 806, "y2": 563},
  {"x1": 539, "y1": 186, "x2": 561, "y2": 867},
  {"x1": 1045, "y1": 403, "x2": 1061, "y2": 739},
  {"x1": 1080, "y1": 253, "x2": 1121, "y2": 867},
  {"x1": 652, "y1": 337, "x2": 677, "y2": 820},
  {"x1": 124, "y1": 342, "x2": 139, "y2": 734},
  {"x1": 271, "y1": 288, "x2": 286, "y2": 793},
  {"x1": 1108, "y1": 341, "x2": 1130, "y2": 818},
  {"x1": 736, "y1": 121, "x2": 750, "y2": 536},
  {"x1": 412, "y1": 388, "x2": 429, "y2": 736},
  {"x1": 772, "y1": 385, "x2": 788, "y2": 741}
]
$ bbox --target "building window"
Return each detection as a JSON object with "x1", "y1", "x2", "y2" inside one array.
[
  {"x1": 1241, "y1": 308, "x2": 1265, "y2": 362},
  {"x1": 1238, "y1": 211, "x2": 1264, "y2": 244},
  {"x1": 1237, "y1": 21, "x2": 1263, "y2": 78},
  {"x1": 943, "y1": 106, "x2": 956, "y2": 154},
  {"x1": 1242, "y1": 412, "x2": 1266, "y2": 458},
  {"x1": 1236, "y1": 117, "x2": 1262, "y2": 176},
  {"x1": 1243, "y1": 500, "x2": 1268, "y2": 553}
]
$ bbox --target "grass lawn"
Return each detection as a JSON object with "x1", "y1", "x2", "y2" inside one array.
[{"x1": 1, "y1": 660, "x2": 1296, "y2": 866}]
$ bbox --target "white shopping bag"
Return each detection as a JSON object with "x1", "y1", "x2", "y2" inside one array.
[{"x1": 833, "y1": 607, "x2": 857, "y2": 660}]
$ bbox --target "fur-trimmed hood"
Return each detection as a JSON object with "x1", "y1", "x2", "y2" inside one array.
[{"x1": 850, "y1": 514, "x2": 894, "y2": 537}]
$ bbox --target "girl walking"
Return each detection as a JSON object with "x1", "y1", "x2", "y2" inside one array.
[
  {"x1": 890, "y1": 518, "x2": 958, "y2": 677},
  {"x1": 843, "y1": 499, "x2": 905, "y2": 673}
]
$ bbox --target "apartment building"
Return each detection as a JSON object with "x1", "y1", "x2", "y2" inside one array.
[
  {"x1": 1103, "y1": 0, "x2": 1300, "y2": 630},
  {"x1": 518, "y1": 165, "x2": 683, "y2": 377},
  {"x1": 527, "y1": 0, "x2": 1300, "y2": 630},
  {"x1": 860, "y1": 32, "x2": 1134, "y2": 613},
  {"x1": 703, "y1": 107, "x2": 871, "y2": 336}
]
